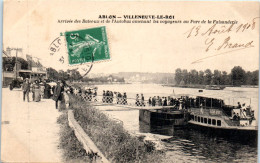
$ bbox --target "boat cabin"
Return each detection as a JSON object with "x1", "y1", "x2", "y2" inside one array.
[{"x1": 188, "y1": 95, "x2": 256, "y2": 128}]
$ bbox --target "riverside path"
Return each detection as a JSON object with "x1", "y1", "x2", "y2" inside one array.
[{"x1": 1, "y1": 88, "x2": 63, "y2": 162}]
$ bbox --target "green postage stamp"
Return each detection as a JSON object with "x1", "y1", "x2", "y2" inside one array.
[{"x1": 65, "y1": 26, "x2": 110, "y2": 65}]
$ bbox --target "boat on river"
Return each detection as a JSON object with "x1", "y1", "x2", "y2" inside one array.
[
  {"x1": 205, "y1": 85, "x2": 225, "y2": 90},
  {"x1": 87, "y1": 91, "x2": 257, "y2": 139},
  {"x1": 139, "y1": 108, "x2": 189, "y2": 127},
  {"x1": 188, "y1": 95, "x2": 257, "y2": 140}
]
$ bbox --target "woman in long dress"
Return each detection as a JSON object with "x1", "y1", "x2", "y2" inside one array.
[
  {"x1": 43, "y1": 82, "x2": 51, "y2": 99},
  {"x1": 40, "y1": 82, "x2": 45, "y2": 98},
  {"x1": 33, "y1": 80, "x2": 41, "y2": 102}
]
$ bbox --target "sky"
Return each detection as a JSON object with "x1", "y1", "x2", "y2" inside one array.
[{"x1": 3, "y1": 0, "x2": 259, "y2": 75}]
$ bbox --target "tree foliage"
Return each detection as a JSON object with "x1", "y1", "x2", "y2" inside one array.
[
  {"x1": 175, "y1": 68, "x2": 182, "y2": 85},
  {"x1": 231, "y1": 66, "x2": 246, "y2": 86},
  {"x1": 174, "y1": 66, "x2": 258, "y2": 86},
  {"x1": 2, "y1": 57, "x2": 28, "y2": 71},
  {"x1": 47, "y1": 68, "x2": 82, "y2": 81}
]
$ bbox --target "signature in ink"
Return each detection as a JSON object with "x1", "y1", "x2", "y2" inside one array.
[{"x1": 184, "y1": 17, "x2": 259, "y2": 64}]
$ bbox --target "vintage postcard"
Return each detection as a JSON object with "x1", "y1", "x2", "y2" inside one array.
[{"x1": 1, "y1": 1, "x2": 259, "y2": 163}]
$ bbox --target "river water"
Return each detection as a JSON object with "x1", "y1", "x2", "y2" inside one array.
[{"x1": 92, "y1": 84, "x2": 258, "y2": 162}]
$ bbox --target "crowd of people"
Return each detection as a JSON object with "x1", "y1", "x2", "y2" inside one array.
[
  {"x1": 66, "y1": 85, "x2": 99, "y2": 104},
  {"x1": 22, "y1": 78, "x2": 52, "y2": 102},
  {"x1": 102, "y1": 90, "x2": 128, "y2": 105},
  {"x1": 81, "y1": 88, "x2": 97, "y2": 102},
  {"x1": 21, "y1": 78, "x2": 67, "y2": 109},
  {"x1": 102, "y1": 90, "x2": 114, "y2": 103},
  {"x1": 232, "y1": 102, "x2": 254, "y2": 121},
  {"x1": 20, "y1": 79, "x2": 255, "y2": 121},
  {"x1": 136, "y1": 94, "x2": 145, "y2": 106},
  {"x1": 146, "y1": 96, "x2": 193, "y2": 110},
  {"x1": 140, "y1": 95, "x2": 227, "y2": 111},
  {"x1": 148, "y1": 96, "x2": 168, "y2": 107},
  {"x1": 100, "y1": 91, "x2": 221, "y2": 110}
]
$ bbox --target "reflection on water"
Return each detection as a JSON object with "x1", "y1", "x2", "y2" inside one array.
[
  {"x1": 168, "y1": 128, "x2": 257, "y2": 162},
  {"x1": 139, "y1": 121, "x2": 175, "y2": 136},
  {"x1": 140, "y1": 122, "x2": 257, "y2": 162},
  {"x1": 94, "y1": 84, "x2": 258, "y2": 162}
]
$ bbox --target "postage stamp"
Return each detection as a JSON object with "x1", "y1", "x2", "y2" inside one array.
[{"x1": 64, "y1": 26, "x2": 110, "y2": 65}]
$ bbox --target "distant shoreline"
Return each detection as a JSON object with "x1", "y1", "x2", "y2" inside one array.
[
  {"x1": 161, "y1": 84, "x2": 259, "y2": 89},
  {"x1": 67, "y1": 82, "x2": 258, "y2": 89}
]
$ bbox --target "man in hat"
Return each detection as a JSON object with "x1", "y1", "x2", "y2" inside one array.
[
  {"x1": 53, "y1": 80, "x2": 64, "y2": 109},
  {"x1": 22, "y1": 78, "x2": 30, "y2": 102},
  {"x1": 237, "y1": 102, "x2": 242, "y2": 109},
  {"x1": 141, "y1": 94, "x2": 145, "y2": 106}
]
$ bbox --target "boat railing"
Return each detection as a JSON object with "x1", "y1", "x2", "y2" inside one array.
[
  {"x1": 75, "y1": 92, "x2": 191, "y2": 106},
  {"x1": 214, "y1": 107, "x2": 245, "y2": 126},
  {"x1": 74, "y1": 93, "x2": 181, "y2": 110},
  {"x1": 218, "y1": 108, "x2": 254, "y2": 126}
]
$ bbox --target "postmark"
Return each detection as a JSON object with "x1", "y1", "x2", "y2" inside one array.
[
  {"x1": 64, "y1": 26, "x2": 110, "y2": 65},
  {"x1": 48, "y1": 34, "x2": 94, "y2": 78},
  {"x1": 49, "y1": 36, "x2": 62, "y2": 56}
]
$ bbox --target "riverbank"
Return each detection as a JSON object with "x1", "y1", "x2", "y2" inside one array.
[
  {"x1": 69, "y1": 94, "x2": 164, "y2": 163},
  {"x1": 57, "y1": 111, "x2": 92, "y2": 162}
]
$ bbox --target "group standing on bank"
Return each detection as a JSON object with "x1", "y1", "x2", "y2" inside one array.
[{"x1": 21, "y1": 78, "x2": 66, "y2": 109}]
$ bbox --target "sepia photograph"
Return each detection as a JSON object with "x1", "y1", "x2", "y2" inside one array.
[{"x1": 1, "y1": 1, "x2": 259, "y2": 163}]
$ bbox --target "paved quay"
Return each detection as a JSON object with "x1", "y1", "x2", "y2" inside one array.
[{"x1": 1, "y1": 88, "x2": 63, "y2": 162}]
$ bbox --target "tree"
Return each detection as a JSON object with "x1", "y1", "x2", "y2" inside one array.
[
  {"x1": 204, "y1": 69, "x2": 212, "y2": 85},
  {"x1": 58, "y1": 70, "x2": 69, "y2": 81},
  {"x1": 251, "y1": 70, "x2": 259, "y2": 85},
  {"x1": 220, "y1": 71, "x2": 230, "y2": 85},
  {"x1": 2, "y1": 57, "x2": 28, "y2": 71},
  {"x1": 231, "y1": 66, "x2": 246, "y2": 86},
  {"x1": 70, "y1": 70, "x2": 82, "y2": 81},
  {"x1": 173, "y1": 67, "x2": 257, "y2": 86},
  {"x1": 175, "y1": 68, "x2": 182, "y2": 85},
  {"x1": 47, "y1": 67, "x2": 59, "y2": 80},
  {"x1": 245, "y1": 71, "x2": 252, "y2": 85},
  {"x1": 190, "y1": 69, "x2": 199, "y2": 84},
  {"x1": 198, "y1": 71, "x2": 204, "y2": 84},
  {"x1": 182, "y1": 69, "x2": 189, "y2": 85},
  {"x1": 213, "y1": 70, "x2": 221, "y2": 85}
]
